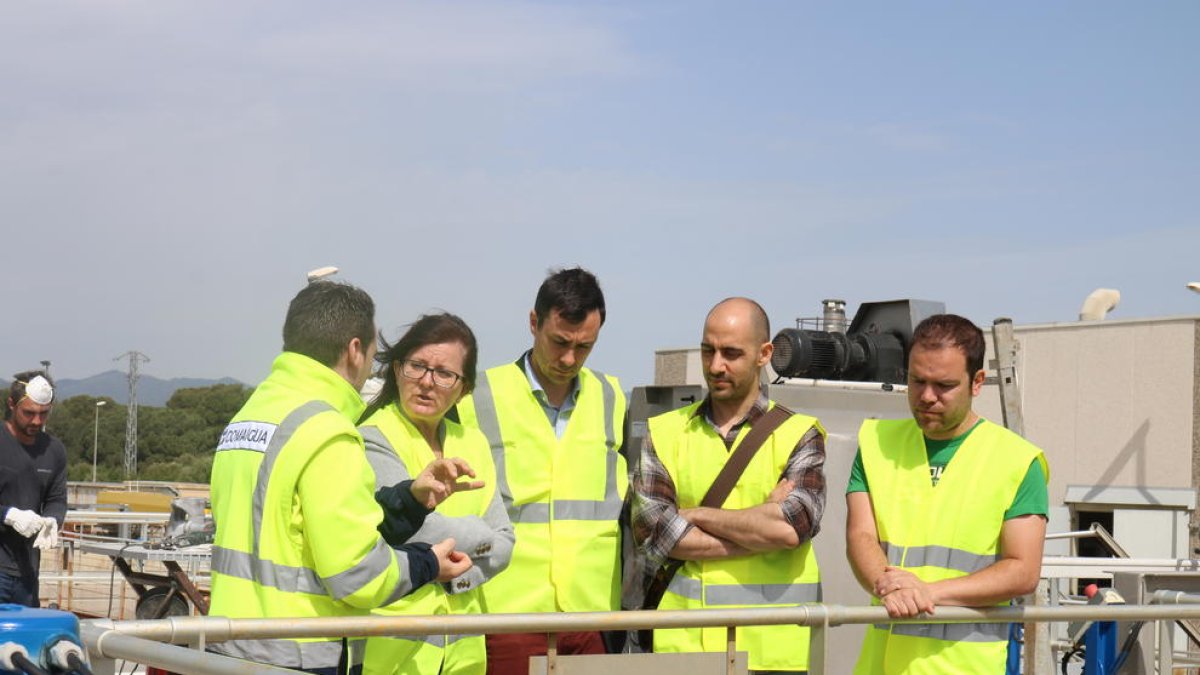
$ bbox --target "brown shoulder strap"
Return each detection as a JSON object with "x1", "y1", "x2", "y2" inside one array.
[
  {"x1": 699, "y1": 403, "x2": 794, "y2": 508},
  {"x1": 636, "y1": 403, "x2": 797, "y2": 623}
]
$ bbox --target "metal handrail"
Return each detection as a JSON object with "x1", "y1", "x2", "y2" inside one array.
[
  {"x1": 81, "y1": 604, "x2": 1200, "y2": 642},
  {"x1": 81, "y1": 624, "x2": 295, "y2": 675},
  {"x1": 1040, "y1": 556, "x2": 1200, "y2": 577},
  {"x1": 81, "y1": 602, "x2": 1200, "y2": 675},
  {"x1": 1153, "y1": 591, "x2": 1200, "y2": 605},
  {"x1": 67, "y1": 510, "x2": 171, "y2": 524}
]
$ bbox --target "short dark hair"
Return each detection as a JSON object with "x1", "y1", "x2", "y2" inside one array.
[
  {"x1": 282, "y1": 281, "x2": 376, "y2": 368},
  {"x1": 360, "y1": 313, "x2": 478, "y2": 423},
  {"x1": 5, "y1": 369, "x2": 54, "y2": 420},
  {"x1": 911, "y1": 314, "x2": 986, "y2": 376},
  {"x1": 534, "y1": 267, "x2": 606, "y2": 327}
]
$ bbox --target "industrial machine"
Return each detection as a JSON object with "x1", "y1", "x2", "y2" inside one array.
[{"x1": 769, "y1": 299, "x2": 945, "y2": 384}]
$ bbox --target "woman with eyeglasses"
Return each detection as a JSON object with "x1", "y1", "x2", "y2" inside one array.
[{"x1": 359, "y1": 313, "x2": 514, "y2": 675}]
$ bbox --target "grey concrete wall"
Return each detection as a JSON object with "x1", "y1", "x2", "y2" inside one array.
[
  {"x1": 766, "y1": 384, "x2": 911, "y2": 672},
  {"x1": 654, "y1": 348, "x2": 702, "y2": 387},
  {"x1": 1193, "y1": 318, "x2": 1200, "y2": 554},
  {"x1": 978, "y1": 317, "x2": 1199, "y2": 509}
]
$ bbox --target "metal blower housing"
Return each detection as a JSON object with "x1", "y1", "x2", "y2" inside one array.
[{"x1": 770, "y1": 299, "x2": 946, "y2": 384}]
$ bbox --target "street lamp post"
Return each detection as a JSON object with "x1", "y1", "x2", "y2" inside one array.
[{"x1": 93, "y1": 400, "x2": 107, "y2": 482}]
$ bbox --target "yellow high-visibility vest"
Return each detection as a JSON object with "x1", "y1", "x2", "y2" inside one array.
[
  {"x1": 209, "y1": 352, "x2": 417, "y2": 671},
  {"x1": 854, "y1": 418, "x2": 1048, "y2": 675},
  {"x1": 650, "y1": 401, "x2": 824, "y2": 672},
  {"x1": 457, "y1": 362, "x2": 625, "y2": 613},
  {"x1": 360, "y1": 403, "x2": 502, "y2": 675}
]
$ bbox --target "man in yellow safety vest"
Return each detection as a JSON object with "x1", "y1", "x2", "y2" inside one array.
[
  {"x1": 209, "y1": 280, "x2": 474, "y2": 675},
  {"x1": 632, "y1": 297, "x2": 827, "y2": 674},
  {"x1": 846, "y1": 313, "x2": 1049, "y2": 674},
  {"x1": 455, "y1": 267, "x2": 626, "y2": 675}
]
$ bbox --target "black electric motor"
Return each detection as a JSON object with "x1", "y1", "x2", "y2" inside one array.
[{"x1": 770, "y1": 299, "x2": 946, "y2": 385}]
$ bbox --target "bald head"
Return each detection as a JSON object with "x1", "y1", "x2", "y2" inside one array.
[
  {"x1": 701, "y1": 297, "x2": 773, "y2": 408},
  {"x1": 706, "y1": 297, "x2": 771, "y2": 345}
]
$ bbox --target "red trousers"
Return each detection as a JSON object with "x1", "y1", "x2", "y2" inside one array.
[{"x1": 485, "y1": 631, "x2": 605, "y2": 675}]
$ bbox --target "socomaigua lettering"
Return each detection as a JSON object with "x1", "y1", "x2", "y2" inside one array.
[{"x1": 216, "y1": 421, "x2": 277, "y2": 453}]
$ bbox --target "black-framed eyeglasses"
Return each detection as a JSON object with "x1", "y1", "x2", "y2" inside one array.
[{"x1": 400, "y1": 360, "x2": 463, "y2": 389}]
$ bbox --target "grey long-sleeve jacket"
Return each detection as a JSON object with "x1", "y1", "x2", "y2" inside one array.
[{"x1": 361, "y1": 415, "x2": 515, "y2": 594}]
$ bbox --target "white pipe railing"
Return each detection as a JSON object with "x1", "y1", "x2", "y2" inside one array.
[
  {"x1": 1152, "y1": 590, "x2": 1200, "y2": 605},
  {"x1": 66, "y1": 510, "x2": 171, "y2": 524},
  {"x1": 81, "y1": 601, "x2": 1200, "y2": 675},
  {"x1": 1040, "y1": 556, "x2": 1200, "y2": 578},
  {"x1": 81, "y1": 624, "x2": 296, "y2": 675}
]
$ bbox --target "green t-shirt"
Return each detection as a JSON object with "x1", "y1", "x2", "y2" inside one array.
[{"x1": 845, "y1": 419, "x2": 1047, "y2": 520}]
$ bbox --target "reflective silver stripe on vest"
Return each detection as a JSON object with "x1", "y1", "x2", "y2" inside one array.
[
  {"x1": 212, "y1": 402, "x2": 332, "y2": 593},
  {"x1": 665, "y1": 574, "x2": 820, "y2": 606},
  {"x1": 886, "y1": 621, "x2": 1010, "y2": 643},
  {"x1": 324, "y1": 538, "x2": 402, "y2": 601},
  {"x1": 211, "y1": 546, "x2": 325, "y2": 595},
  {"x1": 384, "y1": 633, "x2": 478, "y2": 648},
  {"x1": 881, "y1": 542, "x2": 997, "y2": 575},
  {"x1": 554, "y1": 499, "x2": 622, "y2": 521},
  {"x1": 357, "y1": 422, "x2": 391, "y2": 449},
  {"x1": 594, "y1": 369, "x2": 618, "y2": 457},
  {"x1": 211, "y1": 636, "x2": 362, "y2": 669},
  {"x1": 512, "y1": 503, "x2": 550, "y2": 524},
  {"x1": 359, "y1": 425, "x2": 392, "y2": 456},
  {"x1": 507, "y1": 499, "x2": 622, "y2": 523},
  {"x1": 252, "y1": 401, "x2": 335, "y2": 553},
  {"x1": 470, "y1": 368, "x2": 623, "y2": 525},
  {"x1": 593, "y1": 370, "x2": 622, "y2": 520},
  {"x1": 666, "y1": 574, "x2": 702, "y2": 600},
  {"x1": 213, "y1": 401, "x2": 403, "y2": 602},
  {"x1": 470, "y1": 370, "x2": 512, "y2": 512},
  {"x1": 706, "y1": 582, "x2": 822, "y2": 606}
]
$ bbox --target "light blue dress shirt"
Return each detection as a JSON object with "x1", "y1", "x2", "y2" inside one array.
[{"x1": 522, "y1": 354, "x2": 580, "y2": 439}]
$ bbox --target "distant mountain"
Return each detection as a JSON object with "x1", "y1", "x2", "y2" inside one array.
[{"x1": 49, "y1": 370, "x2": 244, "y2": 407}]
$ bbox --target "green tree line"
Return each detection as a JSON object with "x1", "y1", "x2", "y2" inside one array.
[{"x1": 28, "y1": 384, "x2": 253, "y2": 484}]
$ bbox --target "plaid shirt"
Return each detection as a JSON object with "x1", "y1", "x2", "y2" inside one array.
[{"x1": 624, "y1": 393, "x2": 826, "y2": 608}]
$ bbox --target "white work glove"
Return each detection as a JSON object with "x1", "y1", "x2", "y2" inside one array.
[
  {"x1": 33, "y1": 518, "x2": 59, "y2": 550},
  {"x1": 3, "y1": 508, "x2": 43, "y2": 538}
]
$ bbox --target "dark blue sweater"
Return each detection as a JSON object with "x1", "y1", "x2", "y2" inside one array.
[{"x1": 0, "y1": 423, "x2": 67, "y2": 579}]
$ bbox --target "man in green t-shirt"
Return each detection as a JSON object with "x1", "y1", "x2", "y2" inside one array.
[
  {"x1": 845, "y1": 314, "x2": 1049, "y2": 674},
  {"x1": 845, "y1": 417, "x2": 1047, "y2": 519}
]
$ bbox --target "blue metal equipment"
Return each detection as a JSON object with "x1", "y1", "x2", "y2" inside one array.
[
  {"x1": 1083, "y1": 618, "x2": 1117, "y2": 675},
  {"x1": 1006, "y1": 622, "x2": 1022, "y2": 675},
  {"x1": 0, "y1": 604, "x2": 89, "y2": 675}
]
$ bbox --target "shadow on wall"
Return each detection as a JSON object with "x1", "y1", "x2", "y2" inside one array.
[{"x1": 1079, "y1": 419, "x2": 1153, "y2": 503}]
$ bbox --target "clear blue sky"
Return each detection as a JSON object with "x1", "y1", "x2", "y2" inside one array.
[{"x1": 3, "y1": 2, "x2": 1197, "y2": 387}]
